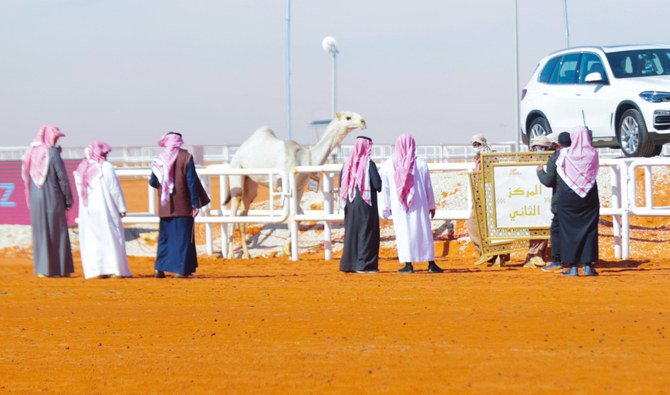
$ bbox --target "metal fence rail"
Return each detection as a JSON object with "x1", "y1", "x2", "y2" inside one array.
[
  {"x1": 53, "y1": 157, "x2": 670, "y2": 262},
  {"x1": 3, "y1": 143, "x2": 651, "y2": 164},
  {"x1": 287, "y1": 163, "x2": 476, "y2": 260},
  {"x1": 115, "y1": 166, "x2": 291, "y2": 256}
]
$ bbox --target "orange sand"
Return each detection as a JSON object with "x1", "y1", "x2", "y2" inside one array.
[
  {"x1": 1, "y1": 175, "x2": 669, "y2": 393},
  {"x1": 1, "y1": 254, "x2": 669, "y2": 393}
]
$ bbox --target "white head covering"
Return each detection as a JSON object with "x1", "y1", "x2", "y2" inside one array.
[
  {"x1": 546, "y1": 132, "x2": 559, "y2": 145},
  {"x1": 531, "y1": 135, "x2": 552, "y2": 149}
]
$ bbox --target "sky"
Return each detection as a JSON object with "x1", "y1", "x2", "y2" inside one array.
[{"x1": 2, "y1": 0, "x2": 670, "y2": 148}]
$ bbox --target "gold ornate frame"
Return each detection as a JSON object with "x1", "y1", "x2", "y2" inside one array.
[
  {"x1": 469, "y1": 171, "x2": 526, "y2": 265},
  {"x1": 469, "y1": 152, "x2": 553, "y2": 265}
]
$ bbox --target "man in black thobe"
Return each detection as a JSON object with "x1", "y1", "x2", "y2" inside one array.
[{"x1": 339, "y1": 136, "x2": 382, "y2": 273}]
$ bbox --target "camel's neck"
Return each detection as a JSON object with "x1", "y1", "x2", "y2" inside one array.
[{"x1": 308, "y1": 121, "x2": 346, "y2": 165}]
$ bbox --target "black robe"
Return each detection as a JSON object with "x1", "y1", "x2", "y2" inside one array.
[
  {"x1": 537, "y1": 150, "x2": 560, "y2": 262},
  {"x1": 556, "y1": 175, "x2": 599, "y2": 264},
  {"x1": 339, "y1": 161, "x2": 382, "y2": 272}
]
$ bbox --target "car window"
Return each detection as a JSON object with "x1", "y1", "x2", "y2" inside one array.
[
  {"x1": 607, "y1": 49, "x2": 670, "y2": 78},
  {"x1": 549, "y1": 53, "x2": 581, "y2": 84},
  {"x1": 579, "y1": 53, "x2": 608, "y2": 83},
  {"x1": 538, "y1": 56, "x2": 559, "y2": 83}
]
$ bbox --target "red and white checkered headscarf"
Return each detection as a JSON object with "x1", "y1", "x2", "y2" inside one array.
[
  {"x1": 392, "y1": 134, "x2": 416, "y2": 212},
  {"x1": 151, "y1": 132, "x2": 184, "y2": 206},
  {"x1": 21, "y1": 124, "x2": 65, "y2": 206},
  {"x1": 74, "y1": 141, "x2": 112, "y2": 207},
  {"x1": 340, "y1": 137, "x2": 373, "y2": 205},
  {"x1": 556, "y1": 126, "x2": 599, "y2": 198}
]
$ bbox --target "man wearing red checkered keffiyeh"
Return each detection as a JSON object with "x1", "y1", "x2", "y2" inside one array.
[
  {"x1": 22, "y1": 124, "x2": 74, "y2": 277},
  {"x1": 556, "y1": 126, "x2": 600, "y2": 277},
  {"x1": 339, "y1": 136, "x2": 382, "y2": 273},
  {"x1": 378, "y1": 134, "x2": 442, "y2": 274}
]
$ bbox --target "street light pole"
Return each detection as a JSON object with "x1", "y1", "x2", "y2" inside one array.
[
  {"x1": 286, "y1": 0, "x2": 292, "y2": 140},
  {"x1": 562, "y1": 0, "x2": 570, "y2": 48},
  {"x1": 514, "y1": 0, "x2": 520, "y2": 151},
  {"x1": 322, "y1": 36, "x2": 338, "y2": 116},
  {"x1": 331, "y1": 49, "x2": 337, "y2": 116}
]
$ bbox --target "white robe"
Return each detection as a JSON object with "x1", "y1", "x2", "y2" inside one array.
[
  {"x1": 75, "y1": 161, "x2": 131, "y2": 279},
  {"x1": 379, "y1": 157, "x2": 436, "y2": 263}
]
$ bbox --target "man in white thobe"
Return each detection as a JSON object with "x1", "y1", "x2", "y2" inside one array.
[
  {"x1": 74, "y1": 141, "x2": 131, "y2": 279},
  {"x1": 379, "y1": 134, "x2": 443, "y2": 273}
]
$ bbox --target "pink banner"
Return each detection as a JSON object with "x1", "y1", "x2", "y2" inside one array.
[{"x1": 0, "y1": 160, "x2": 81, "y2": 226}]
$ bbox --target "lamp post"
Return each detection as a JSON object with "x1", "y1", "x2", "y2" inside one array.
[
  {"x1": 286, "y1": 0, "x2": 292, "y2": 140},
  {"x1": 514, "y1": 0, "x2": 520, "y2": 152},
  {"x1": 322, "y1": 36, "x2": 338, "y2": 116},
  {"x1": 563, "y1": 0, "x2": 570, "y2": 48}
]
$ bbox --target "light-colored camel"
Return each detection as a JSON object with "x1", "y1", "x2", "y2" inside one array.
[{"x1": 223, "y1": 111, "x2": 366, "y2": 259}]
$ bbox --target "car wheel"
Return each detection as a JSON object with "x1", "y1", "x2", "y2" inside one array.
[
  {"x1": 651, "y1": 144, "x2": 664, "y2": 156},
  {"x1": 528, "y1": 117, "x2": 552, "y2": 147},
  {"x1": 618, "y1": 108, "x2": 653, "y2": 157}
]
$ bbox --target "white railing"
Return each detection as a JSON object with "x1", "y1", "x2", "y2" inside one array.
[
  {"x1": 288, "y1": 162, "x2": 476, "y2": 261},
  {"x1": 108, "y1": 157, "x2": 670, "y2": 262},
  {"x1": 115, "y1": 165, "x2": 291, "y2": 256},
  {"x1": 284, "y1": 159, "x2": 648, "y2": 262},
  {"x1": 599, "y1": 159, "x2": 629, "y2": 259},
  {"x1": 626, "y1": 158, "x2": 670, "y2": 216},
  {"x1": 336, "y1": 143, "x2": 517, "y2": 162},
  {"x1": 615, "y1": 157, "x2": 670, "y2": 259},
  {"x1": 4, "y1": 143, "x2": 652, "y2": 164}
]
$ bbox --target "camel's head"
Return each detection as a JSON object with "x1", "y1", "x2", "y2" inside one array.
[
  {"x1": 335, "y1": 111, "x2": 366, "y2": 132},
  {"x1": 321, "y1": 112, "x2": 367, "y2": 151}
]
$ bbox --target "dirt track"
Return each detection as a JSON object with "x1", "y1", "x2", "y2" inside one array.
[
  {"x1": 2, "y1": 173, "x2": 670, "y2": 393},
  {"x1": 1, "y1": 250, "x2": 669, "y2": 393}
]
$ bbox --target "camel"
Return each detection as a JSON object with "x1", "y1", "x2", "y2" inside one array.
[{"x1": 223, "y1": 111, "x2": 366, "y2": 259}]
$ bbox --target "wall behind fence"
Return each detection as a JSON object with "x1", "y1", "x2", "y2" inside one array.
[{"x1": 0, "y1": 160, "x2": 81, "y2": 226}]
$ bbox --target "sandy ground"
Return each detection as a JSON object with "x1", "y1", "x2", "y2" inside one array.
[
  {"x1": 1, "y1": 253, "x2": 669, "y2": 393},
  {"x1": 1, "y1": 172, "x2": 670, "y2": 393}
]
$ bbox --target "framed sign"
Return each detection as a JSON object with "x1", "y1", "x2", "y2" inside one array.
[
  {"x1": 480, "y1": 152, "x2": 553, "y2": 240},
  {"x1": 468, "y1": 151, "x2": 555, "y2": 266},
  {"x1": 492, "y1": 164, "x2": 553, "y2": 229},
  {"x1": 469, "y1": 171, "x2": 527, "y2": 265}
]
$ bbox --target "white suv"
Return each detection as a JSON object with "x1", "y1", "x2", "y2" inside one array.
[{"x1": 520, "y1": 44, "x2": 670, "y2": 157}]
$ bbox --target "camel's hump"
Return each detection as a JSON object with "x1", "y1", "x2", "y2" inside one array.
[
  {"x1": 236, "y1": 126, "x2": 286, "y2": 154},
  {"x1": 237, "y1": 126, "x2": 280, "y2": 148},
  {"x1": 251, "y1": 126, "x2": 277, "y2": 138},
  {"x1": 238, "y1": 126, "x2": 305, "y2": 152}
]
